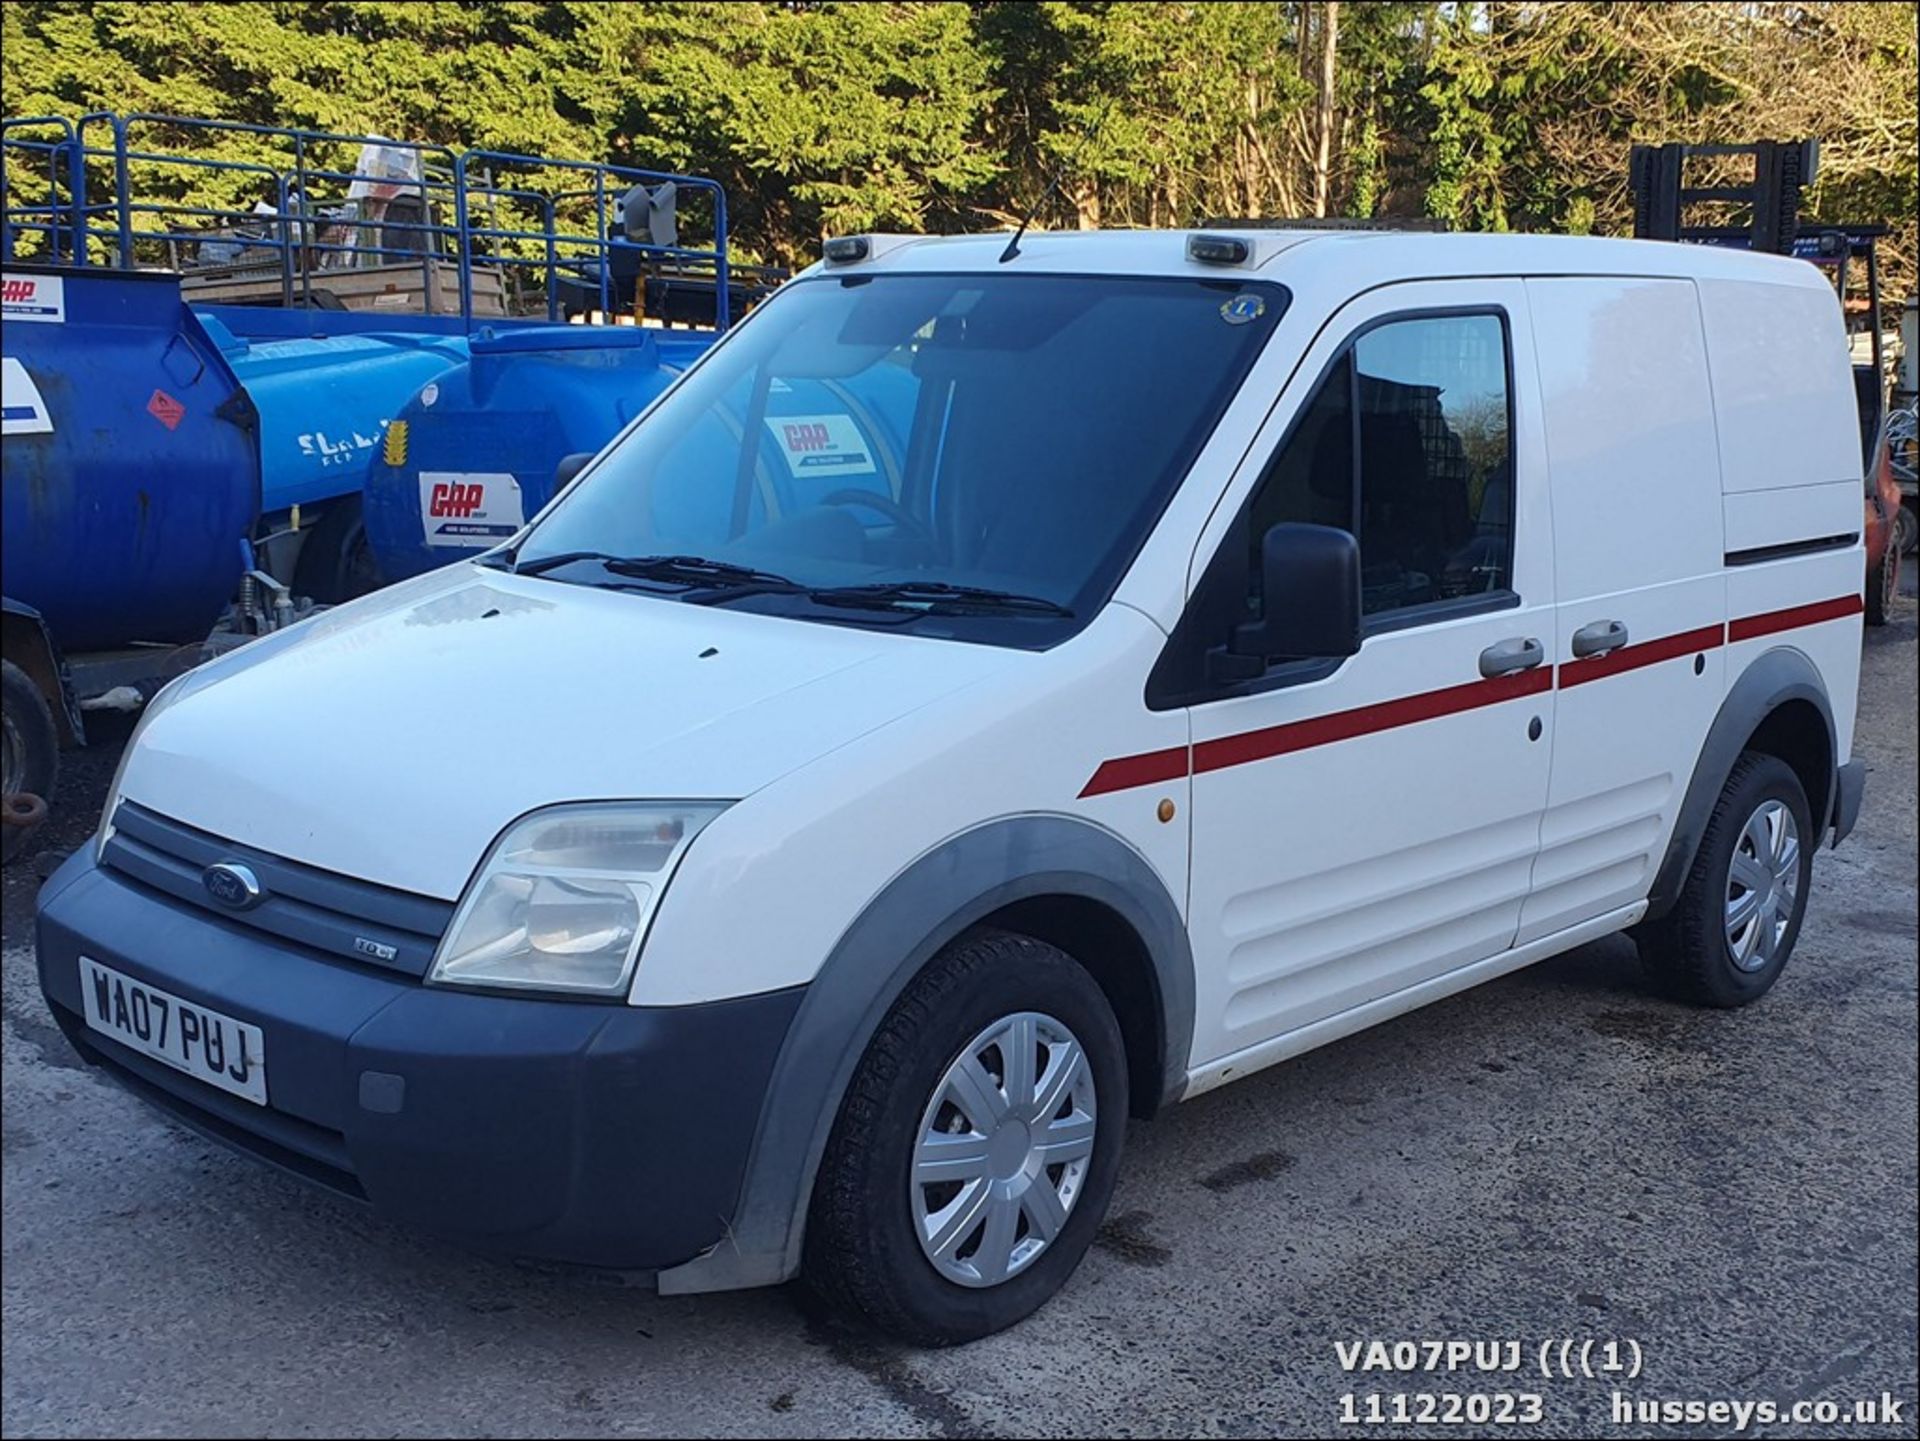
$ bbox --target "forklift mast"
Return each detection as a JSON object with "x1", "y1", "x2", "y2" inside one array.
[
  {"x1": 1631, "y1": 137, "x2": 1886, "y2": 465},
  {"x1": 1629, "y1": 139, "x2": 1819, "y2": 255}
]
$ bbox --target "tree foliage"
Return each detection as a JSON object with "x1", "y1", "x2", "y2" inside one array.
[{"x1": 3, "y1": 1, "x2": 1913, "y2": 305}]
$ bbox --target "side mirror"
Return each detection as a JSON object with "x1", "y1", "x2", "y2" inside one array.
[
  {"x1": 554, "y1": 452, "x2": 595, "y2": 491},
  {"x1": 1225, "y1": 522, "x2": 1363, "y2": 667}
]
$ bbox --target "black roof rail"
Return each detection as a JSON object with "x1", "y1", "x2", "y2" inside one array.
[{"x1": 1198, "y1": 216, "x2": 1450, "y2": 233}]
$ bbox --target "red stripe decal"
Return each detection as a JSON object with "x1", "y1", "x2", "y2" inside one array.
[
  {"x1": 1192, "y1": 666, "x2": 1551, "y2": 777},
  {"x1": 1728, "y1": 593, "x2": 1863, "y2": 642},
  {"x1": 1080, "y1": 744, "x2": 1190, "y2": 799},
  {"x1": 1079, "y1": 593, "x2": 1861, "y2": 798},
  {"x1": 1556, "y1": 622, "x2": 1725, "y2": 688}
]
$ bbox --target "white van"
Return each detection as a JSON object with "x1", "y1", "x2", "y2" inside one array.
[{"x1": 37, "y1": 228, "x2": 1866, "y2": 1344}]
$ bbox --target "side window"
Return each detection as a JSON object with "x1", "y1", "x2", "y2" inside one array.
[
  {"x1": 1353, "y1": 315, "x2": 1511, "y2": 612},
  {"x1": 1243, "y1": 311, "x2": 1513, "y2": 620}
]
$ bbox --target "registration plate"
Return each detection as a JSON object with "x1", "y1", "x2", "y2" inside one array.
[{"x1": 79, "y1": 957, "x2": 268, "y2": 1106}]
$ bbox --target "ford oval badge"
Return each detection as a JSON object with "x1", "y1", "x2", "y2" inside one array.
[{"x1": 203, "y1": 861, "x2": 263, "y2": 911}]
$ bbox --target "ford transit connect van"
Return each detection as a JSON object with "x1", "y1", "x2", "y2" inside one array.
[{"x1": 37, "y1": 229, "x2": 1867, "y2": 1344}]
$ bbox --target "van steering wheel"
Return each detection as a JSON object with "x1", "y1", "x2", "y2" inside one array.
[{"x1": 821, "y1": 488, "x2": 938, "y2": 550}]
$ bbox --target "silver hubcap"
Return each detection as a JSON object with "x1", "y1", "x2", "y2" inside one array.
[
  {"x1": 911, "y1": 1011, "x2": 1097, "y2": 1288},
  {"x1": 1725, "y1": 799, "x2": 1800, "y2": 972}
]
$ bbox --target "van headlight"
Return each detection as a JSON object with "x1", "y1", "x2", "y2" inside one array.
[{"x1": 428, "y1": 803, "x2": 726, "y2": 997}]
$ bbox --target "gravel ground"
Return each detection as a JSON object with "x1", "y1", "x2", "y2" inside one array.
[{"x1": 3, "y1": 582, "x2": 1914, "y2": 1439}]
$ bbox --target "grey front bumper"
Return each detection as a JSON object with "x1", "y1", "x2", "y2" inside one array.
[{"x1": 36, "y1": 847, "x2": 803, "y2": 1272}]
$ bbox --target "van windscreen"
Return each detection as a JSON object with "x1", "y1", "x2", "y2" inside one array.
[{"x1": 511, "y1": 272, "x2": 1287, "y2": 646}]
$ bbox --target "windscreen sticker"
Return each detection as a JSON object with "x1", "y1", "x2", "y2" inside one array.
[
  {"x1": 1, "y1": 357, "x2": 53, "y2": 435},
  {"x1": 1, "y1": 272, "x2": 64, "y2": 323},
  {"x1": 418, "y1": 471, "x2": 524, "y2": 547},
  {"x1": 764, "y1": 413, "x2": 876, "y2": 477},
  {"x1": 1220, "y1": 292, "x2": 1265, "y2": 325}
]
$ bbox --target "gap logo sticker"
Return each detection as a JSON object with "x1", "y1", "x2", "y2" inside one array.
[
  {"x1": 1, "y1": 357, "x2": 53, "y2": 435},
  {"x1": 2, "y1": 272, "x2": 65, "y2": 323},
  {"x1": 418, "y1": 471, "x2": 524, "y2": 547},
  {"x1": 764, "y1": 413, "x2": 876, "y2": 476}
]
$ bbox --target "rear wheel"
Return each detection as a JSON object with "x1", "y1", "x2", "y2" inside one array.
[
  {"x1": 804, "y1": 929, "x2": 1127, "y2": 1345},
  {"x1": 1636, "y1": 752, "x2": 1812, "y2": 1007},
  {"x1": 1, "y1": 659, "x2": 59, "y2": 865},
  {"x1": 1896, "y1": 501, "x2": 1919, "y2": 557},
  {"x1": 1865, "y1": 538, "x2": 1899, "y2": 626}
]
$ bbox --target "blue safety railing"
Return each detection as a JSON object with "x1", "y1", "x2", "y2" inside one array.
[
  {"x1": 0, "y1": 115, "x2": 85, "y2": 263},
  {"x1": 455, "y1": 149, "x2": 735, "y2": 328},
  {"x1": 0, "y1": 111, "x2": 775, "y2": 329}
]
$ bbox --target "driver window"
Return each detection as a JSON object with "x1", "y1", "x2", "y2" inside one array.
[{"x1": 1243, "y1": 311, "x2": 1513, "y2": 621}]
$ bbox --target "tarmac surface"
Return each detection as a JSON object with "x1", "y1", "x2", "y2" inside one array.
[{"x1": 3, "y1": 579, "x2": 1914, "y2": 1438}]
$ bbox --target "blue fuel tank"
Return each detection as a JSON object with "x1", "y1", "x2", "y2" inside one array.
[
  {"x1": 196, "y1": 310, "x2": 472, "y2": 516},
  {"x1": 1, "y1": 266, "x2": 258, "y2": 650},
  {"x1": 363, "y1": 325, "x2": 712, "y2": 580}
]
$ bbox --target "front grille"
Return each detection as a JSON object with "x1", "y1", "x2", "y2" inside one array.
[{"x1": 101, "y1": 802, "x2": 453, "y2": 979}]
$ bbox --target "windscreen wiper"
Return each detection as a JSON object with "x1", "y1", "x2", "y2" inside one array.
[
  {"x1": 509, "y1": 550, "x2": 803, "y2": 594},
  {"x1": 807, "y1": 581, "x2": 1074, "y2": 618},
  {"x1": 503, "y1": 548, "x2": 621, "y2": 576},
  {"x1": 604, "y1": 554, "x2": 805, "y2": 592}
]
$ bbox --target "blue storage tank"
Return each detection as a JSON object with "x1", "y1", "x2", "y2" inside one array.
[
  {"x1": 363, "y1": 325, "x2": 713, "y2": 580},
  {"x1": 196, "y1": 313, "x2": 472, "y2": 516},
  {"x1": 1, "y1": 265, "x2": 258, "y2": 650}
]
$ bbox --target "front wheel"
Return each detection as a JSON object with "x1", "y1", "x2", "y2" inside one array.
[
  {"x1": 1635, "y1": 752, "x2": 1813, "y2": 1007},
  {"x1": 803, "y1": 929, "x2": 1128, "y2": 1345}
]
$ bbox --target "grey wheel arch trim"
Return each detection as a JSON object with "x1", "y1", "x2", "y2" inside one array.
[
  {"x1": 1644, "y1": 645, "x2": 1837, "y2": 924},
  {"x1": 656, "y1": 812, "x2": 1194, "y2": 1294}
]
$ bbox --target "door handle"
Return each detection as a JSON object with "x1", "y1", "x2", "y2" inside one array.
[
  {"x1": 1570, "y1": 619, "x2": 1630, "y2": 659},
  {"x1": 1478, "y1": 636, "x2": 1544, "y2": 678}
]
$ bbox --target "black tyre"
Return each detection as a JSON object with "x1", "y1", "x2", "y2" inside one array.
[
  {"x1": 1865, "y1": 540, "x2": 1898, "y2": 626},
  {"x1": 2, "y1": 658, "x2": 60, "y2": 866},
  {"x1": 292, "y1": 496, "x2": 382, "y2": 604},
  {"x1": 804, "y1": 929, "x2": 1128, "y2": 1345},
  {"x1": 1636, "y1": 752, "x2": 1813, "y2": 1007}
]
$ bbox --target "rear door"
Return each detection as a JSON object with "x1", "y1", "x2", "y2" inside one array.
[
  {"x1": 1515, "y1": 277, "x2": 1727, "y2": 943},
  {"x1": 1172, "y1": 280, "x2": 1558, "y2": 1075}
]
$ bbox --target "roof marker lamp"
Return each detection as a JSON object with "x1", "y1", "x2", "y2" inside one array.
[
  {"x1": 1187, "y1": 234, "x2": 1251, "y2": 266},
  {"x1": 823, "y1": 235, "x2": 871, "y2": 264}
]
